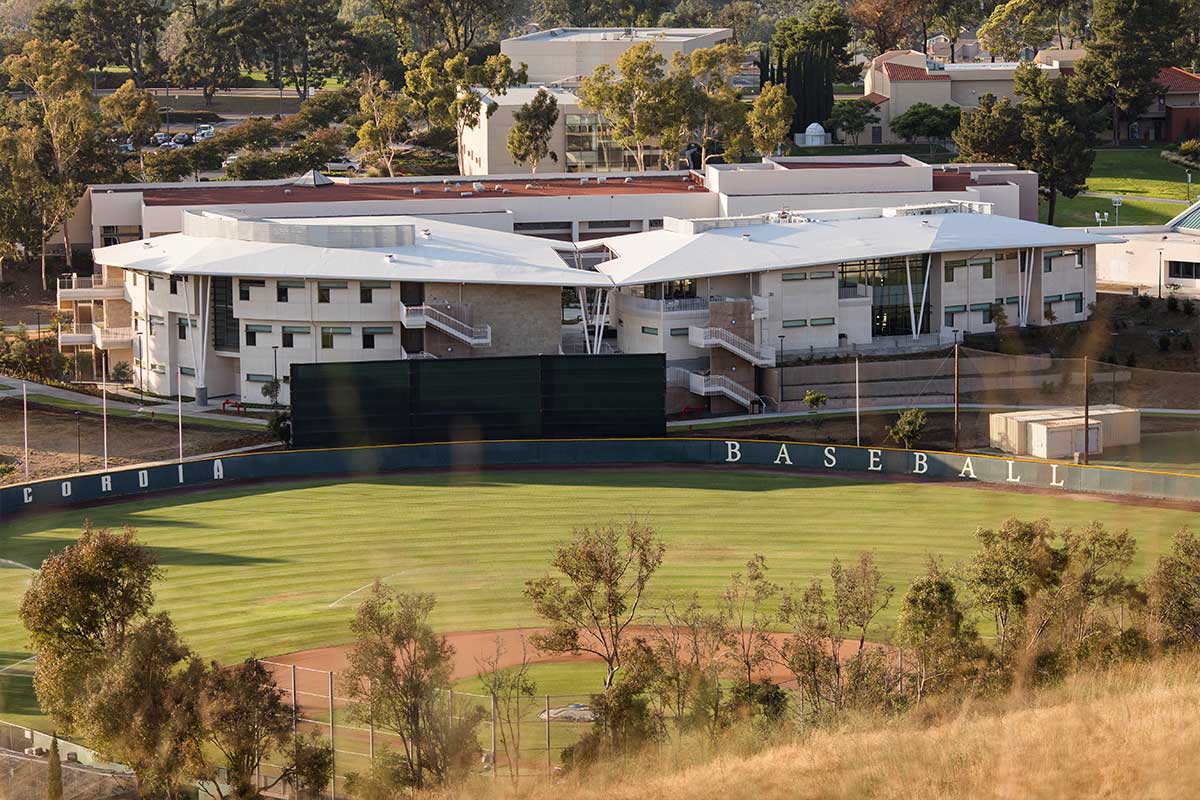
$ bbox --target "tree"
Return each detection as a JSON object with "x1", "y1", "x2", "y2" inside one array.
[
  {"x1": 886, "y1": 407, "x2": 928, "y2": 449},
  {"x1": 168, "y1": 0, "x2": 243, "y2": 106},
  {"x1": 3, "y1": 38, "x2": 104, "y2": 287},
  {"x1": 804, "y1": 389, "x2": 829, "y2": 430},
  {"x1": 826, "y1": 98, "x2": 880, "y2": 145},
  {"x1": 353, "y1": 74, "x2": 416, "y2": 178},
  {"x1": 72, "y1": 0, "x2": 169, "y2": 87},
  {"x1": 506, "y1": 87, "x2": 559, "y2": 174},
  {"x1": 100, "y1": 79, "x2": 159, "y2": 178},
  {"x1": 849, "y1": 0, "x2": 909, "y2": 56},
  {"x1": 644, "y1": 593, "x2": 727, "y2": 735},
  {"x1": 475, "y1": 636, "x2": 535, "y2": 783},
  {"x1": 953, "y1": 93, "x2": 1023, "y2": 164},
  {"x1": 525, "y1": 519, "x2": 665, "y2": 689},
  {"x1": 934, "y1": 0, "x2": 979, "y2": 62},
  {"x1": 889, "y1": 102, "x2": 960, "y2": 146},
  {"x1": 978, "y1": 0, "x2": 1053, "y2": 61},
  {"x1": 719, "y1": 554, "x2": 779, "y2": 688},
  {"x1": 1146, "y1": 529, "x2": 1200, "y2": 648},
  {"x1": 1072, "y1": 0, "x2": 1177, "y2": 145},
  {"x1": 577, "y1": 42, "x2": 676, "y2": 172},
  {"x1": 1015, "y1": 64, "x2": 1094, "y2": 225},
  {"x1": 340, "y1": 585, "x2": 475, "y2": 790},
  {"x1": 0, "y1": 123, "x2": 46, "y2": 283},
  {"x1": 967, "y1": 518, "x2": 1057, "y2": 660},
  {"x1": 675, "y1": 44, "x2": 750, "y2": 167},
  {"x1": 47, "y1": 735, "x2": 63, "y2": 800},
  {"x1": 895, "y1": 557, "x2": 975, "y2": 702},
  {"x1": 772, "y1": 4, "x2": 854, "y2": 77},
  {"x1": 143, "y1": 147, "x2": 194, "y2": 182},
  {"x1": 252, "y1": 0, "x2": 345, "y2": 99},
  {"x1": 194, "y1": 659, "x2": 333, "y2": 799},
  {"x1": 19, "y1": 523, "x2": 160, "y2": 728},
  {"x1": 747, "y1": 82, "x2": 795, "y2": 157},
  {"x1": 401, "y1": 49, "x2": 525, "y2": 172}
]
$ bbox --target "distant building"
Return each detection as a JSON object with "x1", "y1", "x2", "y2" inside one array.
[
  {"x1": 861, "y1": 49, "x2": 1200, "y2": 144},
  {"x1": 1092, "y1": 200, "x2": 1200, "y2": 297},
  {"x1": 500, "y1": 27, "x2": 732, "y2": 85}
]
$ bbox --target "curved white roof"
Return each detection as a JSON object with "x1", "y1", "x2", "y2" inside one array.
[
  {"x1": 92, "y1": 212, "x2": 613, "y2": 287},
  {"x1": 594, "y1": 211, "x2": 1124, "y2": 285}
]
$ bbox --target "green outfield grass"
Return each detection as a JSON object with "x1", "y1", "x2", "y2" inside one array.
[
  {"x1": 2, "y1": 468, "x2": 1196, "y2": 674},
  {"x1": 1097, "y1": 430, "x2": 1200, "y2": 475}
]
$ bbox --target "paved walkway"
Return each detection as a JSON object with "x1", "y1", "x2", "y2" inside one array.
[
  {"x1": 1080, "y1": 191, "x2": 1192, "y2": 206},
  {"x1": 0, "y1": 375, "x2": 268, "y2": 427}
]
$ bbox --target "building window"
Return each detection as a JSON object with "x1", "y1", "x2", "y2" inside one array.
[
  {"x1": 246, "y1": 373, "x2": 272, "y2": 383},
  {"x1": 641, "y1": 326, "x2": 658, "y2": 335},
  {"x1": 362, "y1": 326, "x2": 393, "y2": 349},
  {"x1": 180, "y1": 366, "x2": 195, "y2": 376},
  {"x1": 131, "y1": 273, "x2": 137, "y2": 286},
  {"x1": 982, "y1": 306, "x2": 993, "y2": 324},
  {"x1": 317, "y1": 285, "x2": 331, "y2": 303},
  {"x1": 277, "y1": 285, "x2": 289, "y2": 302},
  {"x1": 239, "y1": 279, "x2": 265, "y2": 301},
  {"x1": 177, "y1": 319, "x2": 187, "y2": 340},
  {"x1": 245, "y1": 324, "x2": 270, "y2": 346},
  {"x1": 320, "y1": 326, "x2": 350, "y2": 349},
  {"x1": 281, "y1": 326, "x2": 308, "y2": 347},
  {"x1": 782, "y1": 319, "x2": 807, "y2": 328},
  {"x1": 169, "y1": 276, "x2": 178, "y2": 295},
  {"x1": 943, "y1": 259, "x2": 966, "y2": 282},
  {"x1": 147, "y1": 276, "x2": 155, "y2": 291},
  {"x1": 361, "y1": 286, "x2": 374, "y2": 303},
  {"x1": 945, "y1": 310, "x2": 956, "y2": 327},
  {"x1": 282, "y1": 331, "x2": 294, "y2": 347},
  {"x1": 977, "y1": 261, "x2": 993, "y2": 280},
  {"x1": 1074, "y1": 298, "x2": 1084, "y2": 314},
  {"x1": 669, "y1": 327, "x2": 688, "y2": 336},
  {"x1": 810, "y1": 317, "x2": 835, "y2": 326},
  {"x1": 782, "y1": 272, "x2": 807, "y2": 281},
  {"x1": 1168, "y1": 261, "x2": 1200, "y2": 280},
  {"x1": 809, "y1": 271, "x2": 834, "y2": 280}
]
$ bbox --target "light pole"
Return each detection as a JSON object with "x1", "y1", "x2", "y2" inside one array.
[
  {"x1": 1188, "y1": 171, "x2": 1193, "y2": 203},
  {"x1": 74, "y1": 411, "x2": 81, "y2": 471},
  {"x1": 1112, "y1": 196, "x2": 1122, "y2": 226},
  {"x1": 34, "y1": 310, "x2": 41, "y2": 337},
  {"x1": 1158, "y1": 248, "x2": 1165, "y2": 299},
  {"x1": 272, "y1": 345, "x2": 280, "y2": 407},
  {"x1": 777, "y1": 335, "x2": 785, "y2": 366}
]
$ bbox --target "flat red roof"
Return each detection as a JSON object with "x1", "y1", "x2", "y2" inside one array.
[
  {"x1": 931, "y1": 172, "x2": 976, "y2": 191},
  {"x1": 137, "y1": 174, "x2": 709, "y2": 206}
]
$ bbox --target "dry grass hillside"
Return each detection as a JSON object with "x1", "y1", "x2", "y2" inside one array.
[{"x1": 449, "y1": 655, "x2": 1200, "y2": 800}]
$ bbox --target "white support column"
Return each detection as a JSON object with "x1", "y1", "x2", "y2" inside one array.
[
  {"x1": 915, "y1": 253, "x2": 932, "y2": 337},
  {"x1": 904, "y1": 255, "x2": 918, "y2": 339},
  {"x1": 181, "y1": 275, "x2": 201, "y2": 398},
  {"x1": 595, "y1": 290, "x2": 611, "y2": 351},
  {"x1": 577, "y1": 287, "x2": 592, "y2": 353},
  {"x1": 195, "y1": 276, "x2": 212, "y2": 404}
]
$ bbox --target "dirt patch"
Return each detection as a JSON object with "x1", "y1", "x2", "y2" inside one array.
[
  {"x1": 265, "y1": 627, "x2": 885, "y2": 686},
  {"x1": 0, "y1": 262, "x2": 64, "y2": 326},
  {"x1": 0, "y1": 396, "x2": 274, "y2": 484}
]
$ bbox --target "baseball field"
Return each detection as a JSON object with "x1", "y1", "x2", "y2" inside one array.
[{"x1": 3, "y1": 467, "x2": 1197, "y2": 665}]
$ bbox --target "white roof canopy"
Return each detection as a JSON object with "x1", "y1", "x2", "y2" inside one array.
[
  {"x1": 92, "y1": 211, "x2": 613, "y2": 287},
  {"x1": 593, "y1": 210, "x2": 1124, "y2": 285}
]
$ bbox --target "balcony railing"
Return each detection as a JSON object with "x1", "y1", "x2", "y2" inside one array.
[
  {"x1": 619, "y1": 294, "x2": 770, "y2": 318},
  {"x1": 93, "y1": 325, "x2": 134, "y2": 349},
  {"x1": 397, "y1": 301, "x2": 491, "y2": 347},
  {"x1": 688, "y1": 326, "x2": 777, "y2": 367},
  {"x1": 57, "y1": 274, "x2": 126, "y2": 300}
]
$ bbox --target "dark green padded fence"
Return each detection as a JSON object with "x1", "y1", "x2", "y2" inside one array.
[{"x1": 289, "y1": 355, "x2": 666, "y2": 448}]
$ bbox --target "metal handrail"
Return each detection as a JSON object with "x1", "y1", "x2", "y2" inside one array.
[
  {"x1": 689, "y1": 326, "x2": 777, "y2": 365},
  {"x1": 422, "y1": 304, "x2": 491, "y2": 343}
]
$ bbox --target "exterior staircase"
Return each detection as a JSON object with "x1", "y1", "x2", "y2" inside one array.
[
  {"x1": 687, "y1": 326, "x2": 776, "y2": 367},
  {"x1": 398, "y1": 302, "x2": 492, "y2": 347},
  {"x1": 668, "y1": 367, "x2": 765, "y2": 411}
]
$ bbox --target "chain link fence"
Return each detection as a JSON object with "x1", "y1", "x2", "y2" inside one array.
[{"x1": 258, "y1": 661, "x2": 594, "y2": 798}]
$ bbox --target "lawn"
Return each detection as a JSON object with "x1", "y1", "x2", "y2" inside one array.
[
  {"x1": 1042, "y1": 194, "x2": 1183, "y2": 227},
  {"x1": 1086, "y1": 147, "x2": 1197, "y2": 201},
  {"x1": 1097, "y1": 429, "x2": 1200, "y2": 475}
]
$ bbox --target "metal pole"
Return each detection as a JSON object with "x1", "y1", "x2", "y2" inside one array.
[
  {"x1": 177, "y1": 367, "x2": 183, "y2": 463},
  {"x1": 855, "y1": 356, "x2": 861, "y2": 446},
  {"x1": 953, "y1": 343, "x2": 960, "y2": 451},
  {"x1": 290, "y1": 665, "x2": 298, "y2": 743},
  {"x1": 545, "y1": 695, "x2": 552, "y2": 777},
  {"x1": 328, "y1": 671, "x2": 335, "y2": 800},
  {"x1": 75, "y1": 412, "x2": 80, "y2": 470},
  {"x1": 490, "y1": 694, "x2": 497, "y2": 782},
  {"x1": 1083, "y1": 355, "x2": 1090, "y2": 466},
  {"x1": 101, "y1": 364, "x2": 108, "y2": 471},
  {"x1": 22, "y1": 383, "x2": 29, "y2": 479},
  {"x1": 369, "y1": 713, "x2": 375, "y2": 764}
]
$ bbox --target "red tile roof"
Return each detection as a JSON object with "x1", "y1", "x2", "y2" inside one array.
[
  {"x1": 863, "y1": 92, "x2": 890, "y2": 104},
  {"x1": 135, "y1": 174, "x2": 709, "y2": 206},
  {"x1": 1157, "y1": 66, "x2": 1200, "y2": 94},
  {"x1": 882, "y1": 62, "x2": 949, "y2": 81},
  {"x1": 931, "y1": 172, "x2": 976, "y2": 191}
]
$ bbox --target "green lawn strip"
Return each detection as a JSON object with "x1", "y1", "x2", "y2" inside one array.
[
  {"x1": 24, "y1": 393, "x2": 265, "y2": 432},
  {"x1": 1086, "y1": 148, "x2": 1196, "y2": 201},
  {"x1": 0, "y1": 469, "x2": 1193, "y2": 678},
  {"x1": 1042, "y1": 194, "x2": 1182, "y2": 227},
  {"x1": 1095, "y1": 430, "x2": 1200, "y2": 475}
]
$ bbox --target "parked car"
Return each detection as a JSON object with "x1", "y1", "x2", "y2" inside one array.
[
  {"x1": 194, "y1": 124, "x2": 216, "y2": 141},
  {"x1": 151, "y1": 132, "x2": 172, "y2": 146},
  {"x1": 172, "y1": 133, "x2": 193, "y2": 146},
  {"x1": 324, "y1": 156, "x2": 359, "y2": 173},
  {"x1": 222, "y1": 154, "x2": 239, "y2": 168},
  {"x1": 159, "y1": 141, "x2": 183, "y2": 151}
]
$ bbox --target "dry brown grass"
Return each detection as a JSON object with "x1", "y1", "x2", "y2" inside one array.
[{"x1": 445, "y1": 654, "x2": 1200, "y2": 800}]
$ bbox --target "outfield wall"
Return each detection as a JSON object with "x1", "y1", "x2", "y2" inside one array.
[{"x1": 2, "y1": 439, "x2": 1197, "y2": 521}]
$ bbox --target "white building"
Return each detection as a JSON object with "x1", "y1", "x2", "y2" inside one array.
[
  {"x1": 57, "y1": 197, "x2": 1118, "y2": 413},
  {"x1": 1091, "y1": 201, "x2": 1200, "y2": 297},
  {"x1": 501, "y1": 27, "x2": 732, "y2": 85}
]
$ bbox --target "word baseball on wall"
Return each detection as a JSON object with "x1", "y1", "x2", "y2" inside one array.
[{"x1": 2, "y1": 439, "x2": 1196, "y2": 519}]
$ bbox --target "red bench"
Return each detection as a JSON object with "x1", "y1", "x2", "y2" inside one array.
[{"x1": 222, "y1": 399, "x2": 246, "y2": 415}]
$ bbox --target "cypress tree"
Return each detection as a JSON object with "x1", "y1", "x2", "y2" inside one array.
[{"x1": 47, "y1": 736, "x2": 63, "y2": 800}]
